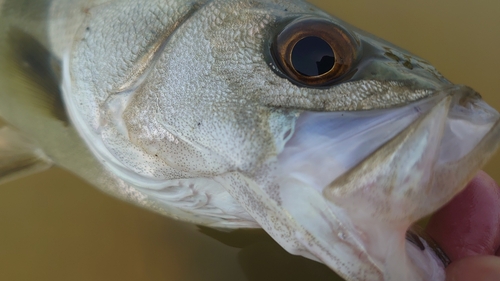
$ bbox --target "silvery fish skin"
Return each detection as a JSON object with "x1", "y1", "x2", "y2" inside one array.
[{"x1": 0, "y1": 0, "x2": 499, "y2": 280}]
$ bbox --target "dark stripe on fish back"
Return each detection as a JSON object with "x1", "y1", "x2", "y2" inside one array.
[
  {"x1": 0, "y1": 0, "x2": 68, "y2": 123},
  {"x1": 3, "y1": 27, "x2": 68, "y2": 123},
  {"x1": 1, "y1": 0, "x2": 53, "y2": 47}
]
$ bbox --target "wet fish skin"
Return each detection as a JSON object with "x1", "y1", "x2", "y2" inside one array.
[{"x1": 1, "y1": 1, "x2": 499, "y2": 281}]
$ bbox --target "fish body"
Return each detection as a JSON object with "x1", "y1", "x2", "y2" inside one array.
[{"x1": 0, "y1": 1, "x2": 499, "y2": 280}]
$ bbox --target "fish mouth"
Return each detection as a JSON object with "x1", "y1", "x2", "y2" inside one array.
[{"x1": 272, "y1": 85, "x2": 500, "y2": 280}]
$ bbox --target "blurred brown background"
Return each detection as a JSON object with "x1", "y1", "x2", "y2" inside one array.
[{"x1": 0, "y1": 1, "x2": 499, "y2": 280}]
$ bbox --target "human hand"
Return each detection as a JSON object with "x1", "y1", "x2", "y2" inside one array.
[{"x1": 426, "y1": 171, "x2": 500, "y2": 281}]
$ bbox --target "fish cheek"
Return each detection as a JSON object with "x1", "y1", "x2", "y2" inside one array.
[{"x1": 118, "y1": 93, "x2": 233, "y2": 178}]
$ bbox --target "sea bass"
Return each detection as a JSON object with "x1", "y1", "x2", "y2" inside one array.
[{"x1": 0, "y1": 0, "x2": 499, "y2": 280}]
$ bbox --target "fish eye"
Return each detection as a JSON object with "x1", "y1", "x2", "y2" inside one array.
[{"x1": 272, "y1": 18, "x2": 357, "y2": 86}]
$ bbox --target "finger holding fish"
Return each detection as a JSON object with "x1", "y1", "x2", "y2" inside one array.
[{"x1": 426, "y1": 171, "x2": 500, "y2": 280}]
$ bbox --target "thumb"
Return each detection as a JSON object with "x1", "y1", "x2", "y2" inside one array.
[{"x1": 446, "y1": 256, "x2": 500, "y2": 281}]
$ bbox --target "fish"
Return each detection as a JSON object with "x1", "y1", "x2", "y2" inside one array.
[{"x1": 0, "y1": 0, "x2": 499, "y2": 280}]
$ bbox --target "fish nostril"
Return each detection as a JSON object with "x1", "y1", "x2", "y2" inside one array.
[
  {"x1": 403, "y1": 60, "x2": 414, "y2": 70},
  {"x1": 384, "y1": 51, "x2": 401, "y2": 62}
]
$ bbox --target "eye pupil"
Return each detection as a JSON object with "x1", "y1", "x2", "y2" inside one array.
[{"x1": 291, "y1": 36, "x2": 335, "y2": 77}]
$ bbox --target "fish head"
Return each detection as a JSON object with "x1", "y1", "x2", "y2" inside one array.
[{"x1": 62, "y1": 0, "x2": 500, "y2": 280}]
